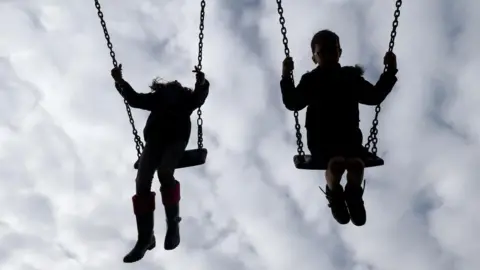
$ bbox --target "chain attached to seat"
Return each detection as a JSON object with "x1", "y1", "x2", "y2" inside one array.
[{"x1": 94, "y1": 0, "x2": 144, "y2": 158}]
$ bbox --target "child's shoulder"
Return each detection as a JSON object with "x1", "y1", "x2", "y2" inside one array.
[
  {"x1": 302, "y1": 65, "x2": 365, "y2": 77},
  {"x1": 341, "y1": 65, "x2": 365, "y2": 77},
  {"x1": 300, "y1": 66, "x2": 322, "y2": 79}
]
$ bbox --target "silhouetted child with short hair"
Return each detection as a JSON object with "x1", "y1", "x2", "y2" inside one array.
[
  {"x1": 280, "y1": 29, "x2": 398, "y2": 226},
  {"x1": 111, "y1": 65, "x2": 209, "y2": 262}
]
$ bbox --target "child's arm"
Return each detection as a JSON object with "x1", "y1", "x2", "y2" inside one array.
[
  {"x1": 188, "y1": 79, "x2": 210, "y2": 110},
  {"x1": 358, "y1": 69, "x2": 398, "y2": 106},
  {"x1": 115, "y1": 79, "x2": 157, "y2": 110},
  {"x1": 280, "y1": 73, "x2": 310, "y2": 111}
]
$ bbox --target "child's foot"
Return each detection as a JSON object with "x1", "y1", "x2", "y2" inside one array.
[
  {"x1": 323, "y1": 185, "x2": 350, "y2": 225},
  {"x1": 344, "y1": 183, "x2": 366, "y2": 226},
  {"x1": 164, "y1": 215, "x2": 181, "y2": 250},
  {"x1": 160, "y1": 181, "x2": 181, "y2": 250},
  {"x1": 123, "y1": 193, "x2": 156, "y2": 263}
]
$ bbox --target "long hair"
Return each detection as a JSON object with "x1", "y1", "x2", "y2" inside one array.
[{"x1": 149, "y1": 77, "x2": 192, "y2": 95}]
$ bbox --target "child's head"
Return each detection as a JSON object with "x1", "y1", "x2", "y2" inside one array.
[{"x1": 310, "y1": 29, "x2": 342, "y2": 67}]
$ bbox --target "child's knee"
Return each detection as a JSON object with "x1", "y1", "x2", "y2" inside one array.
[
  {"x1": 345, "y1": 158, "x2": 365, "y2": 173},
  {"x1": 158, "y1": 170, "x2": 175, "y2": 185},
  {"x1": 135, "y1": 176, "x2": 153, "y2": 195},
  {"x1": 327, "y1": 156, "x2": 346, "y2": 175}
]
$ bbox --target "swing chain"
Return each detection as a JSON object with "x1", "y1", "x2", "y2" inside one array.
[
  {"x1": 365, "y1": 0, "x2": 402, "y2": 155},
  {"x1": 196, "y1": 0, "x2": 206, "y2": 149},
  {"x1": 276, "y1": 0, "x2": 305, "y2": 157},
  {"x1": 94, "y1": 0, "x2": 144, "y2": 158}
]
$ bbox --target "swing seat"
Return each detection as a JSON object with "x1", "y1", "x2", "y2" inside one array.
[
  {"x1": 177, "y1": 148, "x2": 208, "y2": 169},
  {"x1": 293, "y1": 150, "x2": 384, "y2": 170},
  {"x1": 134, "y1": 148, "x2": 208, "y2": 169}
]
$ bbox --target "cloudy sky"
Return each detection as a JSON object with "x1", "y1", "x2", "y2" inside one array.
[{"x1": 1, "y1": 0, "x2": 479, "y2": 269}]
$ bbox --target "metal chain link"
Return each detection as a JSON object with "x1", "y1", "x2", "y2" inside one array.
[
  {"x1": 196, "y1": 0, "x2": 206, "y2": 149},
  {"x1": 276, "y1": 0, "x2": 305, "y2": 156},
  {"x1": 364, "y1": 0, "x2": 402, "y2": 155},
  {"x1": 94, "y1": 0, "x2": 144, "y2": 158}
]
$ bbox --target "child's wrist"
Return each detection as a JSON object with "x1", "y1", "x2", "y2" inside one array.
[{"x1": 386, "y1": 68, "x2": 398, "y2": 75}]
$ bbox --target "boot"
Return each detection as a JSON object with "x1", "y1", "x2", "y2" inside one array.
[
  {"x1": 344, "y1": 182, "x2": 367, "y2": 226},
  {"x1": 323, "y1": 184, "x2": 351, "y2": 225},
  {"x1": 160, "y1": 180, "x2": 181, "y2": 250},
  {"x1": 123, "y1": 192, "x2": 156, "y2": 263}
]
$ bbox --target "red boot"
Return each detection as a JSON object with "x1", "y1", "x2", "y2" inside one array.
[
  {"x1": 160, "y1": 180, "x2": 181, "y2": 250},
  {"x1": 123, "y1": 192, "x2": 156, "y2": 263}
]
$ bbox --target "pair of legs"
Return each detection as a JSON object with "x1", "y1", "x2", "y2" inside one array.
[
  {"x1": 124, "y1": 140, "x2": 187, "y2": 263},
  {"x1": 322, "y1": 154, "x2": 367, "y2": 226},
  {"x1": 135, "y1": 140, "x2": 187, "y2": 195},
  {"x1": 307, "y1": 126, "x2": 367, "y2": 226},
  {"x1": 325, "y1": 156, "x2": 365, "y2": 190}
]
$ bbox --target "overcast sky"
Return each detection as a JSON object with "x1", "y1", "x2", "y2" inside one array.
[{"x1": 0, "y1": 0, "x2": 479, "y2": 269}]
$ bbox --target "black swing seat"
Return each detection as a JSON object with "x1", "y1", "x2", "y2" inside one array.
[
  {"x1": 177, "y1": 148, "x2": 208, "y2": 169},
  {"x1": 134, "y1": 148, "x2": 208, "y2": 169},
  {"x1": 293, "y1": 149, "x2": 384, "y2": 170}
]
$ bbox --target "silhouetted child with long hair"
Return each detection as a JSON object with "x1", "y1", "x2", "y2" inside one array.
[
  {"x1": 280, "y1": 30, "x2": 398, "y2": 226},
  {"x1": 111, "y1": 65, "x2": 209, "y2": 262}
]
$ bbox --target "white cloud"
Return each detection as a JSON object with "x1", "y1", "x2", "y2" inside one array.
[{"x1": 0, "y1": 0, "x2": 479, "y2": 269}]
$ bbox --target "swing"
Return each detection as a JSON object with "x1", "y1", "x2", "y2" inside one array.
[
  {"x1": 94, "y1": 0, "x2": 208, "y2": 169},
  {"x1": 275, "y1": 0, "x2": 402, "y2": 170}
]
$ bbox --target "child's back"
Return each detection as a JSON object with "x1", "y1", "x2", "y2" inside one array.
[
  {"x1": 111, "y1": 65, "x2": 210, "y2": 262},
  {"x1": 116, "y1": 78, "x2": 209, "y2": 143}
]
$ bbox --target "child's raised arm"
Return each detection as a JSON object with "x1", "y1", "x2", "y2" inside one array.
[
  {"x1": 115, "y1": 80, "x2": 157, "y2": 110},
  {"x1": 358, "y1": 52, "x2": 398, "y2": 105},
  {"x1": 357, "y1": 69, "x2": 398, "y2": 106},
  {"x1": 188, "y1": 79, "x2": 210, "y2": 110}
]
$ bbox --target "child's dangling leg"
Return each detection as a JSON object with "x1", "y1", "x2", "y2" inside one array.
[
  {"x1": 324, "y1": 156, "x2": 350, "y2": 224},
  {"x1": 157, "y1": 141, "x2": 187, "y2": 250},
  {"x1": 344, "y1": 158, "x2": 367, "y2": 226},
  {"x1": 123, "y1": 143, "x2": 161, "y2": 263},
  {"x1": 325, "y1": 156, "x2": 345, "y2": 189},
  {"x1": 158, "y1": 170, "x2": 181, "y2": 251}
]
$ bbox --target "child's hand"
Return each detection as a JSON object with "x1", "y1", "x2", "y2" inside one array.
[
  {"x1": 111, "y1": 64, "x2": 123, "y2": 82},
  {"x1": 383, "y1": 52, "x2": 397, "y2": 71},
  {"x1": 282, "y1": 57, "x2": 294, "y2": 76},
  {"x1": 193, "y1": 66, "x2": 206, "y2": 85}
]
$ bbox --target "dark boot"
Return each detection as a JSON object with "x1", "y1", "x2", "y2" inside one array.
[
  {"x1": 160, "y1": 180, "x2": 181, "y2": 250},
  {"x1": 322, "y1": 185, "x2": 350, "y2": 225},
  {"x1": 123, "y1": 192, "x2": 157, "y2": 263},
  {"x1": 344, "y1": 183, "x2": 366, "y2": 226}
]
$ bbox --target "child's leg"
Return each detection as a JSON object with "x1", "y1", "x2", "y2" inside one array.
[
  {"x1": 136, "y1": 143, "x2": 162, "y2": 195},
  {"x1": 344, "y1": 157, "x2": 366, "y2": 226},
  {"x1": 323, "y1": 156, "x2": 350, "y2": 224},
  {"x1": 157, "y1": 141, "x2": 187, "y2": 188},
  {"x1": 325, "y1": 156, "x2": 346, "y2": 189},
  {"x1": 156, "y1": 140, "x2": 188, "y2": 251},
  {"x1": 124, "y1": 143, "x2": 161, "y2": 263},
  {"x1": 345, "y1": 158, "x2": 365, "y2": 186}
]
